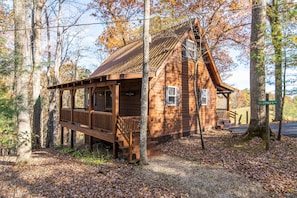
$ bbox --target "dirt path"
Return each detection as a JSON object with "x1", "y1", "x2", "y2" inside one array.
[
  {"x1": 140, "y1": 154, "x2": 270, "y2": 198},
  {"x1": 0, "y1": 149, "x2": 271, "y2": 198}
]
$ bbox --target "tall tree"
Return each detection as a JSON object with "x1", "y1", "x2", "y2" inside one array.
[
  {"x1": 140, "y1": 0, "x2": 149, "y2": 165},
  {"x1": 31, "y1": 0, "x2": 46, "y2": 148},
  {"x1": 267, "y1": 0, "x2": 283, "y2": 121},
  {"x1": 246, "y1": 0, "x2": 267, "y2": 139},
  {"x1": 45, "y1": 0, "x2": 88, "y2": 147},
  {"x1": 14, "y1": 0, "x2": 32, "y2": 164}
]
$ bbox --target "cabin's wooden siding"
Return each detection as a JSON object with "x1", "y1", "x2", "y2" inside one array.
[
  {"x1": 119, "y1": 79, "x2": 141, "y2": 116},
  {"x1": 94, "y1": 87, "x2": 106, "y2": 111},
  {"x1": 148, "y1": 40, "x2": 217, "y2": 138}
]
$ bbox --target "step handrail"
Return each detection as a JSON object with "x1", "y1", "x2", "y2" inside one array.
[{"x1": 116, "y1": 116, "x2": 140, "y2": 161}]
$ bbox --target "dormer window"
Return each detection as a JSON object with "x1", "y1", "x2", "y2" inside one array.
[{"x1": 184, "y1": 39, "x2": 197, "y2": 60}]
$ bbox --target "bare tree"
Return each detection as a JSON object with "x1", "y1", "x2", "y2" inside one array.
[
  {"x1": 31, "y1": 0, "x2": 46, "y2": 149},
  {"x1": 45, "y1": 0, "x2": 88, "y2": 147},
  {"x1": 14, "y1": 0, "x2": 32, "y2": 164}
]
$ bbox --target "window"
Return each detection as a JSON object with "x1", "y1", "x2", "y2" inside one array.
[
  {"x1": 165, "y1": 86, "x2": 180, "y2": 106},
  {"x1": 201, "y1": 89, "x2": 210, "y2": 106},
  {"x1": 184, "y1": 39, "x2": 197, "y2": 59}
]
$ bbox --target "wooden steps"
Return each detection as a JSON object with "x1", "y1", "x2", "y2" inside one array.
[{"x1": 116, "y1": 131, "x2": 161, "y2": 162}]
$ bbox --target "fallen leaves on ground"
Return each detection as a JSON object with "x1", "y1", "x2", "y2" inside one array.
[
  {"x1": 0, "y1": 130, "x2": 296, "y2": 197},
  {"x1": 161, "y1": 130, "x2": 297, "y2": 197},
  {"x1": 0, "y1": 151, "x2": 182, "y2": 197}
]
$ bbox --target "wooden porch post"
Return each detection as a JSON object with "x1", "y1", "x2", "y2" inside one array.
[
  {"x1": 112, "y1": 84, "x2": 119, "y2": 158},
  {"x1": 226, "y1": 93, "x2": 230, "y2": 111},
  {"x1": 86, "y1": 87, "x2": 95, "y2": 150},
  {"x1": 70, "y1": 129, "x2": 75, "y2": 148},
  {"x1": 88, "y1": 87, "x2": 94, "y2": 128},
  {"x1": 59, "y1": 90, "x2": 63, "y2": 146},
  {"x1": 61, "y1": 126, "x2": 64, "y2": 146},
  {"x1": 59, "y1": 90, "x2": 63, "y2": 120},
  {"x1": 70, "y1": 89, "x2": 76, "y2": 123},
  {"x1": 70, "y1": 89, "x2": 76, "y2": 147}
]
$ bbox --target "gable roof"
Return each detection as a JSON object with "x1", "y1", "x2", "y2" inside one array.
[
  {"x1": 91, "y1": 19, "x2": 234, "y2": 92},
  {"x1": 90, "y1": 23, "x2": 189, "y2": 77}
]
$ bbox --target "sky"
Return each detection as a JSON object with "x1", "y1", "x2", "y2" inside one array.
[{"x1": 225, "y1": 67, "x2": 250, "y2": 91}]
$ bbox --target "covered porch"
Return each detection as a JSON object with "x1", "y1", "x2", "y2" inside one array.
[
  {"x1": 216, "y1": 87, "x2": 237, "y2": 129},
  {"x1": 48, "y1": 74, "x2": 148, "y2": 160}
]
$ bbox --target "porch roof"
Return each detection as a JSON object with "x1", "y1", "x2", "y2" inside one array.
[{"x1": 47, "y1": 73, "x2": 155, "y2": 90}]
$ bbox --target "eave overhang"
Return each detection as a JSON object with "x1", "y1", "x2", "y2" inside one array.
[{"x1": 47, "y1": 73, "x2": 155, "y2": 90}]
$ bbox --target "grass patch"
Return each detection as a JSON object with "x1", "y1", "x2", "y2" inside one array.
[{"x1": 59, "y1": 147, "x2": 112, "y2": 165}]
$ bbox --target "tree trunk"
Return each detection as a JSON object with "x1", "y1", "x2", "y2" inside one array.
[
  {"x1": 44, "y1": 5, "x2": 52, "y2": 148},
  {"x1": 14, "y1": 0, "x2": 32, "y2": 164},
  {"x1": 246, "y1": 0, "x2": 267, "y2": 139},
  {"x1": 140, "y1": 0, "x2": 150, "y2": 165},
  {"x1": 268, "y1": 0, "x2": 283, "y2": 122},
  {"x1": 277, "y1": 50, "x2": 287, "y2": 140},
  {"x1": 189, "y1": 21, "x2": 205, "y2": 150},
  {"x1": 32, "y1": 0, "x2": 45, "y2": 149},
  {"x1": 46, "y1": 0, "x2": 63, "y2": 148}
]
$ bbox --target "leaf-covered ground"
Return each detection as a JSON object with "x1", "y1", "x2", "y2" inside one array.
[
  {"x1": 161, "y1": 130, "x2": 297, "y2": 197},
  {"x1": 0, "y1": 129, "x2": 296, "y2": 197}
]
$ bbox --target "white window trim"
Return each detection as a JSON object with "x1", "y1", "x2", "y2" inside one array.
[
  {"x1": 165, "y1": 86, "x2": 180, "y2": 106},
  {"x1": 201, "y1": 89, "x2": 210, "y2": 106}
]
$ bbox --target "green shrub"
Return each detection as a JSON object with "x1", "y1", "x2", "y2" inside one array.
[{"x1": 59, "y1": 147, "x2": 111, "y2": 165}]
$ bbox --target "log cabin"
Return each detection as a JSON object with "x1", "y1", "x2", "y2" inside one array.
[{"x1": 48, "y1": 19, "x2": 235, "y2": 162}]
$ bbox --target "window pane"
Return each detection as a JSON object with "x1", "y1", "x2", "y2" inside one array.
[
  {"x1": 168, "y1": 87, "x2": 175, "y2": 95},
  {"x1": 168, "y1": 96, "x2": 175, "y2": 104}
]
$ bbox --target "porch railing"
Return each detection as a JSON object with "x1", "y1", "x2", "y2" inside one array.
[
  {"x1": 73, "y1": 109, "x2": 89, "y2": 126},
  {"x1": 92, "y1": 111, "x2": 112, "y2": 131},
  {"x1": 60, "y1": 108, "x2": 71, "y2": 121},
  {"x1": 60, "y1": 108, "x2": 112, "y2": 132},
  {"x1": 216, "y1": 109, "x2": 237, "y2": 125}
]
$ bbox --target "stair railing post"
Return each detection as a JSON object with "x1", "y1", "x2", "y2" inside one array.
[
  {"x1": 112, "y1": 84, "x2": 120, "y2": 158},
  {"x1": 129, "y1": 129, "x2": 133, "y2": 161}
]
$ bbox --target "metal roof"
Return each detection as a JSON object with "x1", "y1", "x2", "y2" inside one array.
[{"x1": 90, "y1": 24, "x2": 189, "y2": 77}]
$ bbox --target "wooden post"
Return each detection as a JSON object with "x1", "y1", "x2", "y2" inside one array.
[
  {"x1": 246, "y1": 111, "x2": 249, "y2": 124},
  {"x1": 266, "y1": 94, "x2": 270, "y2": 150},
  {"x1": 60, "y1": 91, "x2": 64, "y2": 146},
  {"x1": 84, "y1": 135, "x2": 92, "y2": 151},
  {"x1": 88, "y1": 87, "x2": 94, "y2": 129},
  {"x1": 59, "y1": 90, "x2": 63, "y2": 121},
  {"x1": 112, "y1": 84, "x2": 119, "y2": 158},
  {"x1": 61, "y1": 126, "x2": 64, "y2": 146},
  {"x1": 71, "y1": 89, "x2": 76, "y2": 123},
  {"x1": 129, "y1": 129, "x2": 133, "y2": 161},
  {"x1": 70, "y1": 129, "x2": 75, "y2": 148},
  {"x1": 226, "y1": 93, "x2": 230, "y2": 111}
]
